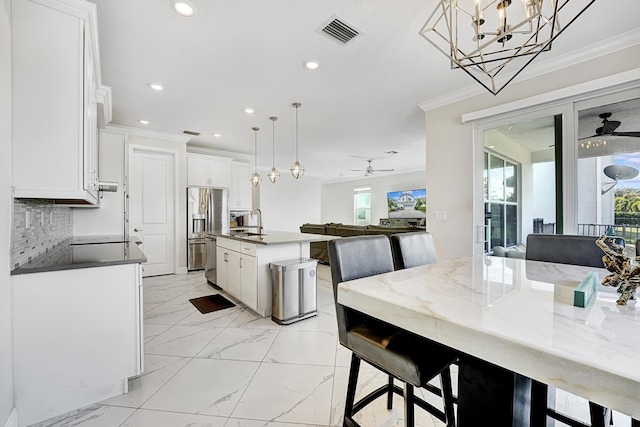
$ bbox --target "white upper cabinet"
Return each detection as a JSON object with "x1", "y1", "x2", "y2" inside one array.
[
  {"x1": 229, "y1": 162, "x2": 252, "y2": 210},
  {"x1": 187, "y1": 154, "x2": 232, "y2": 188},
  {"x1": 12, "y1": 0, "x2": 109, "y2": 205}
]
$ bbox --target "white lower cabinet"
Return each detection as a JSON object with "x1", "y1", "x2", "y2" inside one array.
[
  {"x1": 216, "y1": 238, "x2": 228, "y2": 290},
  {"x1": 226, "y1": 250, "x2": 242, "y2": 299},
  {"x1": 216, "y1": 238, "x2": 306, "y2": 317},
  {"x1": 12, "y1": 263, "x2": 143, "y2": 427}
]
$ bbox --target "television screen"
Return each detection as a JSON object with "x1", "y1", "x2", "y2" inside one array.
[{"x1": 387, "y1": 189, "x2": 427, "y2": 219}]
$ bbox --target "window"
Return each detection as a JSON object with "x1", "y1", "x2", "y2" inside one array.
[
  {"x1": 354, "y1": 186, "x2": 371, "y2": 225},
  {"x1": 484, "y1": 152, "x2": 519, "y2": 252}
]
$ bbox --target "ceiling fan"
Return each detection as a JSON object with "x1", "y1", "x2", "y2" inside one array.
[
  {"x1": 580, "y1": 113, "x2": 640, "y2": 140},
  {"x1": 351, "y1": 160, "x2": 394, "y2": 176}
]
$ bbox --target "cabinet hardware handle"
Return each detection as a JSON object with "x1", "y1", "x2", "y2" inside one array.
[{"x1": 134, "y1": 228, "x2": 143, "y2": 232}]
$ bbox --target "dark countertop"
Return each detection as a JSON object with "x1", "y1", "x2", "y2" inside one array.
[
  {"x1": 72, "y1": 235, "x2": 142, "y2": 245},
  {"x1": 210, "y1": 229, "x2": 336, "y2": 246},
  {"x1": 11, "y1": 236, "x2": 147, "y2": 275}
]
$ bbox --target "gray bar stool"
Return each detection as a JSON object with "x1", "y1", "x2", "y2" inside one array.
[
  {"x1": 526, "y1": 233, "x2": 632, "y2": 427},
  {"x1": 329, "y1": 235, "x2": 457, "y2": 427}
]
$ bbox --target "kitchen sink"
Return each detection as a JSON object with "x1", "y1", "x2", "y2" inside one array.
[{"x1": 231, "y1": 232, "x2": 265, "y2": 237}]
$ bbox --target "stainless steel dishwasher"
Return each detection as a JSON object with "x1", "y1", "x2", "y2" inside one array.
[{"x1": 205, "y1": 235, "x2": 217, "y2": 285}]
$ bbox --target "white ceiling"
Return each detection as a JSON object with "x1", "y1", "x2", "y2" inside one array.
[{"x1": 88, "y1": 0, "x2": 640, "y2": 182}]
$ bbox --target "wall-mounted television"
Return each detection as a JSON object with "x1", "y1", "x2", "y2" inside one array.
[{"x1": 387, "y1": 189, "x2": 427, "y2": 219}]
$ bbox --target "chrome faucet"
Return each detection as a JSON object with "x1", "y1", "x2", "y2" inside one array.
[{"x1": 252, "y1": 208, "x2": 263, "y2": 234}]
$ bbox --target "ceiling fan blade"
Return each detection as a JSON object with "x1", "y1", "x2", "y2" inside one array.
[
  {"x1": 350, "y1": 169, "x2": 364, "y2": 172},
  {"x1": 374, "y1": 169, "x2": 395, "y2": 172},
  {"x1": 611, "y1": 131, "x2": 640, "y2": 137}
]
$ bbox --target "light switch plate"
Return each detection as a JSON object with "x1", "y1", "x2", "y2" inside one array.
[{"x1": 435, "y1": 211, "x2": 447, "y2": 221}]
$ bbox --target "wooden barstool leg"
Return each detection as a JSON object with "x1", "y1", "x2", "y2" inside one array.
[
  {"x1": 387, "y1": 375, "x2": 394, "y2": 409},
  {"x1": 404, "y1": 383, "x2": 415, "y2": 427}
]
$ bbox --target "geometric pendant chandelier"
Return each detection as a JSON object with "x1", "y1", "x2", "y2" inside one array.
[{"x1": 420, "y1": 0, "x2": 596, "y2": 95}]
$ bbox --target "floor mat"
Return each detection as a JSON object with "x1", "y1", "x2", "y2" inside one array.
[{"x1": 189, "y1": 294, "x2": 236, "y2": 314}]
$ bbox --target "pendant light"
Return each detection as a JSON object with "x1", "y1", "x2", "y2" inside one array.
[
  {"x1": 250, "y1": 127, "x2": 261, "y2": 187},
  {"x1": 267, "y1": 116, "x2": 280, "y2": 183},
  {"x1": 290, "y1": 102, "x2": 305, "y2": 179}
]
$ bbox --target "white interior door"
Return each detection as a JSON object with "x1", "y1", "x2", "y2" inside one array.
[{"x1": 130, "y1": 148, "x2": 175, "y2": 277}]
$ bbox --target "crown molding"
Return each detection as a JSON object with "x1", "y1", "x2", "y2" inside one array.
[
  {"x1": 106, "y1": 124, "x2": 191, "y2": 144},
  {"x1": 418, "y1": 28, "x2": 640, "y2": 112},
  {"x1": 186, "y1": 145, "x2": 252, "y2": 162}
]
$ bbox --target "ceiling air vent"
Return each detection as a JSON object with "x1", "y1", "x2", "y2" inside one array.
[
  {"x1": 182, "y1": 130, "x2": 200, "y2": 136},
  {"x1": 318, "y1": 16, "x2": 361, "y2": 45}
]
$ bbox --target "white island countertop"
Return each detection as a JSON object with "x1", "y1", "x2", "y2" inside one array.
[
  {"x1": 211, "y1": 229, "x2": 335, "y2": 246},
  {"x1": 338, "y1": 255, "x2": 640, "y2": 419}
]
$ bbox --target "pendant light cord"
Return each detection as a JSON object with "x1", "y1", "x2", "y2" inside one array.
[
  {"x1": 295, "y1": 105, "x2": 299, "y2": 161},
  {"x1": 272, "y1": 119, "x2": 276, "y2": 166},
  {"x1": 253, "y1": 128, "x2": 258, "y2": 174}
]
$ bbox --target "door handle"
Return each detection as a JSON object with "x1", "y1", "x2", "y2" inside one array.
[{"x1": 134, "y1": 228, "x2": 143, "y2": 232}]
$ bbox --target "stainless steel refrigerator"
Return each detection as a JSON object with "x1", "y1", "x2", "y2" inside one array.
[{"x1": 187, "y1": 187, "x2": 229, "y2": 271}]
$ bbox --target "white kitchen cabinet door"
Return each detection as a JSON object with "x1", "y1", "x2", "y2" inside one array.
[
  {"x1": 209, "y1": 159, "x2": 231, "y2": 188},
  {"x1": 227, "y1": 250, "x2": 242, "y2": 298},
  {"x1": 11, "y1": 0, "x2": 100, "y2": 205},
  {"x1": 187, "y1": 156, "x2": 211, "y2": 187},
  {"x1": 187, "y1": 154, "x2": 232, "y2": 188},
  {"x1": 230, "y1": 163, "x2": 252, "y2": 210},
  {"x1": 216, "y1": 252, "x2": 228, "y2": 291},
  {"x1": 240, "y1": 254, "x2": 258, "y2": 311}
]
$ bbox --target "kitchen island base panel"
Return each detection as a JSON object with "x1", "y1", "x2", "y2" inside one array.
[{"x1": 13, "y1": 263, "x2": 142, "y2": 427}]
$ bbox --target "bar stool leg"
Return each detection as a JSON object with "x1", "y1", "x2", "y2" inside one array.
[
  {"x1": 440, "y1": 367, "x2": 456, "y2": 427},
  {"x1": 387, "y1": 376, "x2": 394, "y2": 409},
  {"x1": 404, "y1": 383, "x2": 415, "y2": 427},
  {"x1": 344, "y1": 353, "x2": 361, "y2": 425}
]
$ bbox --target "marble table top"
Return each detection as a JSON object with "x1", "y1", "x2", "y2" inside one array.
[{"x1": 337, "y1": 255, "x2": 640, "y2": 419}]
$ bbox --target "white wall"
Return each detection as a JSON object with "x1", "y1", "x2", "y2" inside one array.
[
  {"x1": 426, "y1": 45, "x2": 640, "y2": 261},
  {"x1": 0, "y1": 0, "x2": 14, "y2": 424},
  {"x1": 73, "y1": 130, "x2": 126, "y2": 236},
  {"x1": 321, "y1": 171, "x2": 426, "y2": 225},
  {"x1": 258, "y1": 169, "x2": 322, "y2": 232}
]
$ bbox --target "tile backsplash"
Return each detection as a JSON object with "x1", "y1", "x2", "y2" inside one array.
[{"x1": 12, "y1": 199, "x2": 73, "y2": 269}]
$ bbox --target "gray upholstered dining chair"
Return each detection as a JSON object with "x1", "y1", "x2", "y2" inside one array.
[
  {"x1": 328, "y1": 235, "x2": 457, "y2": 427},
  {"x1": 525, "y1": 233, "x2": 631, "y2": 427}
]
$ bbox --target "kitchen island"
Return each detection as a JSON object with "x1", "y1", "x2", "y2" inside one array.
[
  {"x1": 213, "y1": 230, "x2": 334, "y2": 317},
  {"x1": 337, "y1": 255, "x2": 640, "y2": 425},
  {"x1": 11, "y1": 236, "x2": 146, "y2": 426}
]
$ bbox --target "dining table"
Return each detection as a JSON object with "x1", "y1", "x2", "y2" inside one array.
[{"x1": 337, "y1": 255, "x2": 640, "y2": 426}]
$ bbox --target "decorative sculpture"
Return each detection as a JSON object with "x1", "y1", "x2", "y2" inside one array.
[{"x1": 596, "y1": 235, "x2": 640, "y2": 305}]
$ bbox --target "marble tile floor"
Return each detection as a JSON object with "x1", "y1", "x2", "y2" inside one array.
[{"x1": 33, "y1": 265, "x2": 634, "y2": 427}]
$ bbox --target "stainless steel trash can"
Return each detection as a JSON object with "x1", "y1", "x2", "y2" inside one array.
[{"x1": 270, "y1": 258, "x2": 318, "y2": 325}]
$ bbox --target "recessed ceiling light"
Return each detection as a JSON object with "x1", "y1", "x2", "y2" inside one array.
[
  {"x1": 171, "y1": 0, "x2": 196, "y2": 17},
  {"x1": 212, "y1": 133, "x2": 221, "y2": 138},
  {"x1": 139, "y1": 120, "x2": 150, "y2": 125},
  {"x1": 149, "y1": 83, "x2": 164, "y2": 91},
  {"x1": 244, "y1": 108, "x2": 255, "y2": 114},
  {"x1": 304, "y1": 60, "x2": 320, "y2": 70}
]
